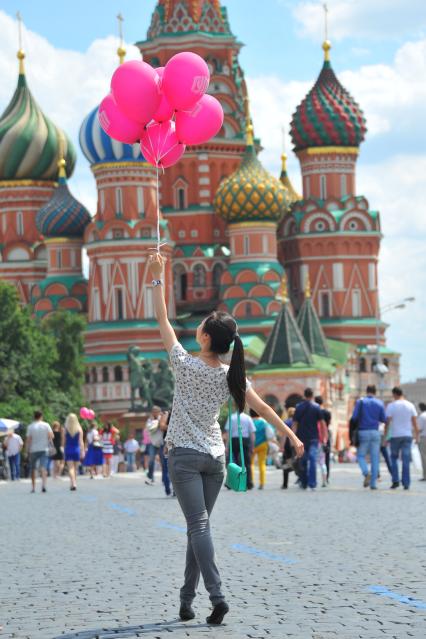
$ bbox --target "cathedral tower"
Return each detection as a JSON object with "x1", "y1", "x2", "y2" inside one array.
[{"x1": 278, "y1": 41, "x2": 383, "y2": 345}]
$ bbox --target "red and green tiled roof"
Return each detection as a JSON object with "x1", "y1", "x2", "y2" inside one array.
[
  {"x1": 0, "y1": 70, "x2": 75, "y2": 181},
  {"x1": 144, "y1": 1, "x2": 232, "y2": 40},
  {"x1": 290, "y1": 59, "x2": 367, "y2": 151}
]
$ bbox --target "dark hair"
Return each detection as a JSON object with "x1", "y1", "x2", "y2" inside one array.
[
  {"x1": 304, "y1": 388, "x2": 313, "y2": 399},
  {"x1": 202, "y1": 311, "x2": 246, "y2": 412},
  {"x1": 249, "y1": 408, "x2": 259, "y2": 418},
  {"x1": 366, "y1": 385, "x2": 376, "y2": 395},
  {"x1": 315, "y1": 395, "x2": 323, "y2": 405},
  {"x1": 392, "y1": 386, "x2": 403, "y2": 397},
  {"x1": 34, "y1": 410, "x2": 43, "y2": 420},
  {"x1": 106, "y1": 422, "x2": 113, "y2": 432},
  {"x1": 419, "y1": 402, "x2": 426, "y2": 412}
]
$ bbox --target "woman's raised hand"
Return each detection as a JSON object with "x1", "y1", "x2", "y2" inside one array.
[{"x1": 148, "y1": 252, "x2": 165, "y2": 279}]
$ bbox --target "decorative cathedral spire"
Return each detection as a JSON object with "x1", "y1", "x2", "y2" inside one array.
[
  {"x1": 297, "y1": 274, "x2": 330, "y2": 356},
  {"x1": 16, "y1": 11, "x2": 25, "y2": 75},
  {"x1": 259, "y1": 274, "x2": 313, "y2": 367},
  {"x1": 116, "y1": 13, "x2": 126, "y2": 64},
  {"x1": 279, "y1": 128, "x2": 301, "y2": 204}
]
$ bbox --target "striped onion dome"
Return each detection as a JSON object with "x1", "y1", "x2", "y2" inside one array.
[
  {"x1": 0, "y1": 56, "x2": 76, "y2": 180},
  {"x1": 290, "y1": 42, "x2": 367, "y2": 152},
  {"x1": 79, "y1": 104, "x2": 144, "y2": 165},
  {"x1": 36, "y1": 160, "x2": 91, "y2": 238},
  {"x1": 214, "y1": 125, "x2": 290, "y2": 224}
]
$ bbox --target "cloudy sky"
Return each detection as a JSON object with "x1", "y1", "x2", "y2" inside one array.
[{"x1": 0, "y1": 0, "x2": 425, "y2": 382}]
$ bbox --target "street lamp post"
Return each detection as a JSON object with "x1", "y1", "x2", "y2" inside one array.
[{"x1": 374, "y1": 297, "x2": 415, "y2": 398}]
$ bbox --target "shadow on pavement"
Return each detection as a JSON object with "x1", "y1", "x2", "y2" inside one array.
[{"x1": 53, "y1": 618, "x2": 214, "y2": 639}]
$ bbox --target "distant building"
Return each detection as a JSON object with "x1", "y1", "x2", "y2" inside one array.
[{"x1": 401, "y1": 378, "x2": 426, "y2": 407}]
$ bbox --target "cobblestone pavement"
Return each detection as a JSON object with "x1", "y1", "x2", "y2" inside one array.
[{"x1": 1, "y1": 462, "x2": 426, "y2": 639}]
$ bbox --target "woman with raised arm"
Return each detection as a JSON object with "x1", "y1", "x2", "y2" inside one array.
[{"x1": 148, "y1": 253, "x2": 304, "y2": 626}]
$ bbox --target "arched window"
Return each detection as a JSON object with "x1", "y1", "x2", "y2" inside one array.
[
  {"x1": 212, "y1": 263, "x2": 224, "y2": 287},
  {"x1": 178, "y1": 188, "x2": 186, "y2": 210},
  {"x1": 173, "y1": 264, "x2": 188, "y2": 301},
  {"x1": 193, "y1": 264, "x2": 207, "y2": 287},
  {"x1": 115, "y1": 188, "x2": 123, "y2": 216},
  {"x1": 319, "y1": 291, "x2": 331, "y2": 318},
  {"x1": 91, "y1": 367, "x2": 98, "y2": 383},
  {"x1": 102, "y1": 367, "x2": 109, "y2": 383},
  {"x1": 371, "y1": 359, "x2": 377, "y2": 372},
  {"x1": 173, "y1": 179, "x2": 188, "y2": 210},
  {"x1": 114, "y1": 365, "x2": 123, "y2": 382},
  {"x1": 85, "y1": 370, "x2": 90, "y2": 384},
  {"x1": 320, "y1": 175, "x2": 327, "y2": 200}
]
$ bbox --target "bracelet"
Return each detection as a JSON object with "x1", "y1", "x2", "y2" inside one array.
[{"x1": 151, "y1": 279, "x2": 163, "y2": 287}]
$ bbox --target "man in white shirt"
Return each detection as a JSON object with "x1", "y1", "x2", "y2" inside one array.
[
  {"x1": 417, "y1": 402, "x2": 426, "y2": 481},
  {"x1": 25, "y1": 410, "x2": 53, "y2": 493},
  {"x1": 385, "y1": 387, "x2": 419, "y2": 490},
  {"x1": 124, "y1": 435, "x2": 140, "y2": 472},
  {"x1": 4, "y1": 431, "x2": 23, "y2": 480},
  {"x1": 224, "y1": 411, "x2": 256, "y2": 489}
]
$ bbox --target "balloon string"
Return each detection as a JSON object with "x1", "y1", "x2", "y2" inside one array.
[{"x1": 156, "y1": 165, "x2": 160, "y2": 254}]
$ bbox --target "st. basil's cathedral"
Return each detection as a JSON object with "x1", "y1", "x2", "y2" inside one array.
[{"x1": 0, "y1": 0, "x2": 400, "y2": 446}]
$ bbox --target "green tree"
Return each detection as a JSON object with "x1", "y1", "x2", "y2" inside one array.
[{"x1": 43, "y1": 310, "x2": 86, "y2": 406}]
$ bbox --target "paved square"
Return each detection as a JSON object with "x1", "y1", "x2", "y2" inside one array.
[{"x1": 1, "y1": 463, "x2": 426, "y2": 639}]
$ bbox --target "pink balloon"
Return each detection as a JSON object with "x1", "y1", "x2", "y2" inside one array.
[
  {"x1": 163, "y1": 52, "x2": 210, "y2": 110},
  {"x1": 111, "y1": 60, "x2": 161, "y2": 124},
  {"x1": 86, "y1": 409, "x2": 95, "y2": 420},
  {"x1": 153, "y1": 67, "x2": 175, "y2": 123},
  {"x1": 140, "y1": 121, "x2": 186, "y2": 168},
  {"x1": 98, "y1": 94, "x2": 145, "y2": 144},
  {"x1": 80, "y1": 407, "x2": 89, "y2": 419},
  {"x1": 175, "y1": 95, "x2": 224, "y2": 145}
]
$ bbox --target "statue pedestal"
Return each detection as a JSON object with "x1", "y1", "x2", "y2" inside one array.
[{"x1": 120, "y1": 411, "x2": 150, "y2": 439}]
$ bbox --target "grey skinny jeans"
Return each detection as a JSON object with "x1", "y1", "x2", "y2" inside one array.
[{"x1": 168, "y1": 447, "x2": 225, "y2": 605}]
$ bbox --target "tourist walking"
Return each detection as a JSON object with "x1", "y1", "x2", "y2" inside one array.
[
  {"x1": 25, "y1": 410, "x2": 53, "y2": 493},
  {"x1": 292, "y1": 388, "x2": 325, "y2": 490},
  {"x1": 83, "y1": 423, "x2": 103, "y2": 478},
  {"x1": 148, "y1": 253, "x2": 303, "y2": 625},
  {"x1": 145, "y1": 406, "x2": 170, "y2": 494},
  {"x1": 4, "y1": 430, "x2": 23, "y2": 480},
  {"x1": 100, "y1": 423, "x2": 115, "y2": 477},
  {"x1": 140, "y1": 424, "x2": 151, "y2": 471},
  {"x1": 315, "y1": 396, "x2": 332, "y2": 483},
  {"x1": 418, "y1": 402, "x2": 426, "y2": 481},
  {"x1": 351, "y1": 385, "x2": 385, "y2": 490},
  {"x1": 51, "y1": 421, "x2": 64, "y2": 479},
  {"x1": 249, "y1": 409, "x2": 274, "y2": 489},
  {"x1": 111, "y1": 433, "x2": 122, "y2": 474},
  {"x1": 224, "y1": 409, "x2": 256, "y2": 490},
  {"x1": 281, "y1": 408, "x2": 295, "y2": 489},
  {"x1": 124, "y1": 434, "x2": 139, "y2": 472},
  {"x1": 63, "y1": 413, "x2": 84, "y2": 491},
  {"x1": 385, "y1": 387, "x2": 419, "y2": 490}
]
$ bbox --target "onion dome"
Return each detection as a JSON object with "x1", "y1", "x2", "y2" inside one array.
[
  {"x1": 36, "y1": 159, "x2": 91, "y2": 238},
  {"x1": 214, "y1": 123, "x2": 290, "y2": 223},
  {"x1": 79, "y1": 104, "x2": 144, "y2": 165},
  {"x1": 280, "y1": 153, "x2": 301, "y2": 205},
  {"x1": 0, "y1": 50, "x2": 76, "y2": 180},
  {"x1": 290, "y1": 41, "x2": 367, "y2": 152}
]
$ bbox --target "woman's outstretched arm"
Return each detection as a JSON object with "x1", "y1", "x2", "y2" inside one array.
[
  {"x1": 246, "y1": 386, "x2": 304, "y2": 458},
  {"x1": 148, "y1": 253, "x2": 178, "y2": 353}
]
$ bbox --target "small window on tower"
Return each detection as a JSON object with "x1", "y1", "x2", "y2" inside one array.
[
  {"x1": 320, "y1": 175, "x2": 327, "y2": 200},
  {"x1": 115, "y1": 188, "x2": 123, "y2": 216},
  {"x1": 349, "y1": 220, "x2": 358, "y2": 231},
  {"x1": 57, "y1": 250, "x2": 62, "y2": 269},
  {"x1": 178, "y1": 188, "x2": 186, "y2": 210},
  {"x1": 137, "y1": 187, "x2": 144, "y2": 217},
  {"x1": 114, "y1": 366, "x2": 123, "y2": 382},
  {"x1": 16, "y1": 211, "x2": 24, "y2": 236},
  {"x1": 116, "y1": 288, "x2": 124, "y2": 320},
  {"x1": 315, "y1": 220, "x2": 326, "y2": 232},
  {"x1": 319, "y1": 291, "x2": 331, "y2": 318},
  {"x1": 113, "y1": 228, "x2": 124, "y2": 239},
  {"x1": 141, "y1": 227, "x2": 152, "y2": 238},
  {"x1": 340, "y1": 174, "x2": 347, "y2": 197},
  {"x1": 102, "y1": 367, "x2": 109, "y2": 383},
  {"x1": 245, "y1": 302, "x2": 252, "y2": 317}
]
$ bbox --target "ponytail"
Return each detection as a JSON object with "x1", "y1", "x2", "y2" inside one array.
[
  {"x1": 202, "y1": 311, "x2": 247, "y2": 413},
  {"x1": 227, "y1": 334, "x2": 246, "y2": 413}
]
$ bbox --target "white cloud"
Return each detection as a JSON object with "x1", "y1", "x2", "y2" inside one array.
[{"x1": 292, "y1": 0, "x2": 426, "y2": 42}]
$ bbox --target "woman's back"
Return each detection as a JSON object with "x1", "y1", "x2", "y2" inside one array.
[
  {"x1": 65, "y1": 430, "x2": 80, "y2": 452},
  {"x1": 166, "y1": 343, "x2": 230, "y2": 458}
]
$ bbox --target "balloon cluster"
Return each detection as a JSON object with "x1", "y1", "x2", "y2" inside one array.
[
  {"x1": 98, "y1": 52, "x2": 224, "y2": 169},
  {"x1": 80, "y1": 407, "x2": 95, "y2": 420}
]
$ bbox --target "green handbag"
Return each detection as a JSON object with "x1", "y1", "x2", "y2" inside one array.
[{"x1": 225, "y1": 399, "x2": 247, "y2": 492}]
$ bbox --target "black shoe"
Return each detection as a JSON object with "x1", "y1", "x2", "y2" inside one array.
[
  {"x1": 179, "y1": 603, "x2": 195, "y2": 621},
  {"x1": 42, "y1": 487, "x2": 47, "y2": 493},
  {"x1": 403, "y1": 485, "x2": 409, "y2": 490},
  {"x1": 70, "y1": 486, "x2": 77, "y2": 491},
  {"x1": 206, "y1": 601, "x2": 229, "y2": 625},
  {"x1": 390, "y1": 482, "x2": 399, "y2": 489}
]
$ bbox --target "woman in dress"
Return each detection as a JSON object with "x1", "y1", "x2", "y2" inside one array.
[
  {"x1": 83, "y1": 423, "x2": 103, "y2": 478},
  {"x1": 51, "y1": 421, "x2": 64, "y2": 479},
  {"x1": 63, "y1": 414, "x2": 85, "y2": 491},
  {"x1": 100, "y1": 423, "x2": 115, "y2": 478},
  {"x1": 148, "y1": 253, "x2": 304, "y2": 625}
]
